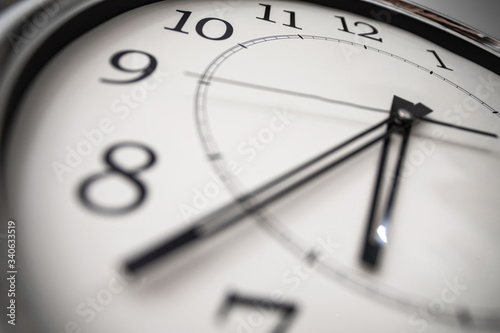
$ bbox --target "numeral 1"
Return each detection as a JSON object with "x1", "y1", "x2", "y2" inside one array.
[
  {"x1": 427, "y1": 50, "x2": 453, "y2": 71},
  {"x1": 257, "y1": 3, "x2": 302, "y2": 30}
]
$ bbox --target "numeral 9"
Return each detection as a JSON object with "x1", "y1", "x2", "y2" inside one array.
[{"x1": 101, "y1": 50, "x2": 157, "y2": 84}]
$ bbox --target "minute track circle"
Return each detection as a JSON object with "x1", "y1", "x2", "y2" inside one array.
[
  {"x1": 1, "y1": 1, "x2": 499, "y2": 332},
  {"x1": 194, "y1": 34, "x2": 500, "y2": 328}
]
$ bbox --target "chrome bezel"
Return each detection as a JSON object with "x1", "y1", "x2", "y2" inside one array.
[{"x1": 0, "y1": 0, "x2": 498, "y2": 331}]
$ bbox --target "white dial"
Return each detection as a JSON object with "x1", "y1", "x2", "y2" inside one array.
[{"x1": 1, "y1": 1, "x2": 499, "y2": 332}]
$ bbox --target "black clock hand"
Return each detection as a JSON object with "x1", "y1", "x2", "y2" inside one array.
[
  {"x1": 420, "y1": 117, "x2": 498, "y2": 138},
  {"x1": 187, "y1": 71, "x2": 497, "y2": 138},
  {"x1": 186, "y1": 71, "x2": 387, "y2": 114},
  {"x1": 125, "y1": 95, "x2": 493, "y2": 274},
  {"x1": 362, "y1": 125, "x2": 413, "y2": 267},
  {"x1": 125, "y1": 117, "x2": 399, "y2": 275},
  {"x1": 362, "y1": 122, "x2": 394, "y2": 266},
  {"x1": 361, "y1": 97, "x2": 432, "y2": 268}
]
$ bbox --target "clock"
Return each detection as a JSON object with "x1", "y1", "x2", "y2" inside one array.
[{"x1": 1, "y1": 1, "x2": 499, "y2": 332}]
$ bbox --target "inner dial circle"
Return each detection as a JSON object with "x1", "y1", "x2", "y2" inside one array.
[{"x1": 195, "y1": 34, "x2": 500, "y2": 326}]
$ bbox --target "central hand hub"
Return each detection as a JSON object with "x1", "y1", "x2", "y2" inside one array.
[{"x1": 391, "y1": 95, "x2": 433, "y2": 127}]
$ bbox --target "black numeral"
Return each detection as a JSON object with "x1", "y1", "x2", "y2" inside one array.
[
  {"x1": 79, "y1": 142, "x2": 156, "y2": 215},
  {"x1": 257, "y1": 3, "x2": 276, "y2": 23},
  {"x1": 427, "y1": 50, "x2": 453, "y2": 71},
  {"x1": 257, "y1": 3, "x2": 302, "y2": 30},
  {"x1": 335, "y1": 15, "x2": 354, "y2": 35},
  {"x1": 195, "y1": 18, "x2": 234, "y2": 41},
  {"x1": 165, "y1": 10, "x2": 234, "y2": 41},
  {"x1": 335, "y1": 16, "x2": 383, "y2": 42},
  {"x1": 101, "y1": 50, "x2": 157, "y2": 84},
  {"x1": 165, "y1": 10, "x2": 191, "y2": 34},
  {"x1": 218, "y1": 292, "x2": 298, "y2": 333},
  {"x1": 355, "y1": 22, "x2": 382, "y2": 42}
]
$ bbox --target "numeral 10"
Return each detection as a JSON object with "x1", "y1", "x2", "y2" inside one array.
[{"x1": 165, "y1": 10, "x2": 234, "y2": 41}]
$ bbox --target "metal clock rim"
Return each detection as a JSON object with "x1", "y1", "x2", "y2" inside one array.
[
  {"x1": 0, "y1": 0, "x2": 499, "y2": 331},
  {"x1": 1, "y1": 0, "x2": 499, "y2": 158}
]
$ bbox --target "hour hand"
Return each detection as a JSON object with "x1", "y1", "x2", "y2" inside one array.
[
  {"x1": 361, "y1": 96, "x2": 432, "y2": 268},
  {"x1": 125, "y1": 117, "x2": 393, "y2": 276}
]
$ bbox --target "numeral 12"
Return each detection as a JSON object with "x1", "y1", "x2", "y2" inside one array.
[{"x1": 335, "y1": 16, "x2": 383, "y2": 42}]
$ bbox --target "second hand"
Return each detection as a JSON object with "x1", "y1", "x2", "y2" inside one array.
[{"x1": 187, "y1": 72, "x2": 498, "y2": 138}]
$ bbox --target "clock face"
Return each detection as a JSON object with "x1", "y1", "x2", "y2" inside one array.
[{"x1": 2, "y1": 1, "x2": 500, "y2": 332}]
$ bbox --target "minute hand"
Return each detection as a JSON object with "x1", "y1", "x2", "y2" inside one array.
[{"x1": 125, "y1": 117, "x2": 397, "y2": 275}]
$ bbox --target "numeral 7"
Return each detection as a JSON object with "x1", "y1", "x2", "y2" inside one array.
[{"x1": 218, "y1": 292, "x2": 298, "y2": 333}]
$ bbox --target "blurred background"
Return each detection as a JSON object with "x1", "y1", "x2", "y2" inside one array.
[
  {"x1": 413, "y1": 0, "x2": 500, "y2": 39},
  {"x1": 0, "y1": 0, "x2": 17, "y2": 12},
  {"x1": 0, "y1": 0, "x2": 499, "y2": 38}
]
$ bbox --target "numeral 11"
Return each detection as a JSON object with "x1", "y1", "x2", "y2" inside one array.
[{"x1": 257, "y1": 3, "x2": 302, "y2": 30}]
